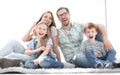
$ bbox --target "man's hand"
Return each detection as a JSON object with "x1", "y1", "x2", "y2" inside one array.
[{"x1": 103, "y1": 38, "x2": 113, "y2": 51}]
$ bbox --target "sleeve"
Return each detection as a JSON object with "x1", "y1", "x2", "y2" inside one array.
[
  {"x1": 80, "y1": 23, "x2": 85, "y2": 33},
  {"x1": 47, "y1": 38, "x2": 53, "y2": 45},
  {"x1": 27, "y1": 38, "x2": 35, "y2": 50},
  {"x1": 51, "y1": 26, "x2": 58, "y2": 37},
  {"x1": 99, "y1": 42, "x2": 106, "y2": 56},
  {"x1": 80, "y1": 40, "x2": 86, "y2": 52}
]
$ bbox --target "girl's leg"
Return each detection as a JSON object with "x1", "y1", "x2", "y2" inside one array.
[
  {"x1": 0, "y1": 40, "x2": 25, "y2": 56},
  {"x1": 39, "y1": 55, "x2": 64, "y2": 68},
  {"x1": 24, "y1": 60, "x2": 39, "y2": 69}
]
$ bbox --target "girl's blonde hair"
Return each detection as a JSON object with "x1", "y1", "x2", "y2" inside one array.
[{"x1": 36, "y1": 21, "x2": 49, "y2": 47}]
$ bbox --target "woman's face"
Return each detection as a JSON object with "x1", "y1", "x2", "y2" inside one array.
[
  {"x1": 36, "y1": 24, "x2": 48, "y2": 38},
  {"x1": 41, "y1": 12, "x2": 52, "y2": 26}
]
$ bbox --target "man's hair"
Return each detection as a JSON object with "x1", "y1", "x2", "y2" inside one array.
[
  {"x1": 84, "y1": 22, "x2": 98, "y2": 33},
  {"x1": 56, "y1": 7, "x2": 69, "y2": 17}
]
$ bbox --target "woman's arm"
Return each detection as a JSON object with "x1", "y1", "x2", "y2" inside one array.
[
  {"x1": 22, "y1": 22, "x2": 36, "y2": 42},
  {"x1": 51, "y1": 27, "x2": 61, "y2": 61},
  {"x1": 52, "y1": 34, "x2": 61, "y2": 61},
  {"x1": 96, "y1": 23, "x2": 113, "y2": 50}
]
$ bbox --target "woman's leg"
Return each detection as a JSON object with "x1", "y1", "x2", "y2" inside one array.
[
  {"x1": 4, "y1": 52, "x2": 33, "y2": 62},
  {"x1": 0, "y1": 40, "x2": 25, "y2": 56}
]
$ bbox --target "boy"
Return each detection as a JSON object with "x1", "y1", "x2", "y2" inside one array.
[{"x1": 80, "y1": 22, "x2": 116, "y2": 68}]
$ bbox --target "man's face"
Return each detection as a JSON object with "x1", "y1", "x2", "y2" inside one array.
[{"x1": 57, "y1": 9, "x2": 70, "y2": 26}]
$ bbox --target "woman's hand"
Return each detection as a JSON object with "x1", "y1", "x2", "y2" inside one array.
[{"x1": 30, "y1": 22, "x2": 37, "y2": 36}]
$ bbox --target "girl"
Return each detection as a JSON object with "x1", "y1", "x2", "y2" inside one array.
[{"x1": 24, "y1": 21, "x2": 64, "y2": 68}]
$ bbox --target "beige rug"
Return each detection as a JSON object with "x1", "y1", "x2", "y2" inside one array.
[{"x1": 0, "y1": 67, "x2": 120, "y2": 74}]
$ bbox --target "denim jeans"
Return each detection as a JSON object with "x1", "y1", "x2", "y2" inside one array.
[
  {"x1": 24, "y1": 55, "x2": 64, "y2": 69},
  {"x1": 70, "y1": 52, "x2": 92, "y2": 68},
  {"x1": 0, "y1": 40, "x2": 33, "y2": 61},
  {"x1": 85, "y1": 49, "x2": 116, "y2": 67}
]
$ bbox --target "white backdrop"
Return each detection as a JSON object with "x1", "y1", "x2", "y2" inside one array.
[{"x1": 0, "y1": 0, "x2": 119, "y2": 59}]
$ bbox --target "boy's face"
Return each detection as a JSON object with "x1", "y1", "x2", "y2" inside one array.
[
  {"x1": 85, "y1": 28, "x2": 97, "y2": 41},
  {"x1": 36, "y1": 24, "x2": 48, "y2": 38}
]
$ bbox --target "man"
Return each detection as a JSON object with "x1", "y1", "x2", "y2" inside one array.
[{"x1": 56, "y1": 7, "x2": 113, "y2": 68}]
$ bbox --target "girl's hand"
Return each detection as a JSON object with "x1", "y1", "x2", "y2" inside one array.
[
  {"x1": 34, "y1": 59, "x2": 39, "y2": 66},
  {"x1": 38, "y1": 46, "x2": 46, "y2": 51}
]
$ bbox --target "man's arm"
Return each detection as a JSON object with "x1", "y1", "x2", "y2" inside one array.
[{"x1": 96, "y1": 23, "x2": 113, "y2": 50}]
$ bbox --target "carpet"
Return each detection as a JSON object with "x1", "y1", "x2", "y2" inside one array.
[{"x1": 0, "y1": 67, "x2": 120, "y2": 74}]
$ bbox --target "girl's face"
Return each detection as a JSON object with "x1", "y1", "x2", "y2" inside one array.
[
  {"x1": 36, "y1": 24, "x2": 48, "y2": 38},
  {"x1": 41, "y1": 13, "x2": 52, "y2": 26},
  {"x1": 85, "y1": 28, "x2": 97, "y2": 42}
]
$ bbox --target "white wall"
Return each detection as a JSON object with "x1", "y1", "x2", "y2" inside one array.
[{"x1": 107, "y1": 0, "x2": 120, "y2": 59}]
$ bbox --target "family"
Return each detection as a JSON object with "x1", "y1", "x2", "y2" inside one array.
[{"x1": 0, "y1": 7, "x2": 117, "y2": 69}]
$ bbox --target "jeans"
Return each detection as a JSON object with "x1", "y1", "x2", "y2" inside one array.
[
  {"x1": 85, "y1": 49, "x2": 116, "y2": 67},
  {"x1": 70, "y1": 52, "x2": 92, "y2": 68},
  {"x1": 24, "y1": 55, "x2": 64, "y2": 69},
  {"x1": 0, "y1": 40, "x2": 33, "y2": 61}
]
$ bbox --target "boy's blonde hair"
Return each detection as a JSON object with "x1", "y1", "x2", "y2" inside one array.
[{"x1": 84, "y1": 22, "x2": 98, "y2": 33}]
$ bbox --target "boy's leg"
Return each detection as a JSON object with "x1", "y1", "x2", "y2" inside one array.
[
  {"x1": 106, "y1": 49, "x2": 116, "y2": 62},
  {"x1": 85, "y1": 50, "x2": 104, "y2": 68},
  {"x1": 100, "y1": 49, "x2": 116, "y2": 68}
]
